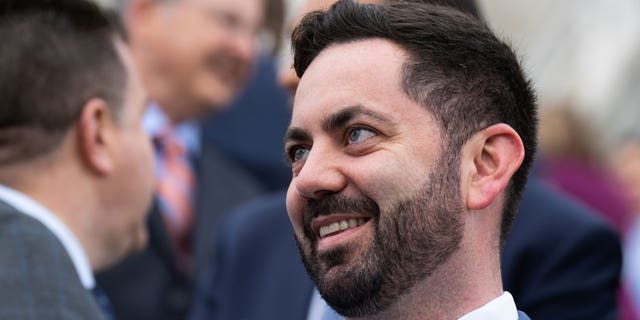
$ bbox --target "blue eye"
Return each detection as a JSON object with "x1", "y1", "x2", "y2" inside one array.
[
  {"x1": 348, "y1": 128, "x2": 375, "y2": 144},
  {"x1": 290, "y1": 146, "x2": 310, "y2": 162}
]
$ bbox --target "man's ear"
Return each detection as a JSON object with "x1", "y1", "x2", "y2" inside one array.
[
  {"x1": 126, "y1": 0, "x2": 161, "y2": 36},
  {"x1": 77, "y1": 98, "x2": 117, "y2": 176},
  {"x1": 464, "y1": 123, "x2": 524, "y2": 210}
]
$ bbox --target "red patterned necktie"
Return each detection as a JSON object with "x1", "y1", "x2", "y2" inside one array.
[{"x1": 154, "y1": 127, "x2": 195, "y2": 263}]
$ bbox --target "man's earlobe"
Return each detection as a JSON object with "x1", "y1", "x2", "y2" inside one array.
[
  {"x1": 77, "y1": 98, "x2": 116, "y2": 175},
  {"x1": 466, "y1": 123, "x2": 524, "y2": 210}
]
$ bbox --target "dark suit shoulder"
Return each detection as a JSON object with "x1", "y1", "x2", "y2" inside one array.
[
  {"x1": 191, "y1": 191, "x2": 313, "y2": 320},
  {"x1": 506, "y1": 179, "x2": 620, "y2": 269},
  {"x1": 504, "y1": 179, "x2": 621, "y2": 320},
  {"x1": 517, "y1": 179, "x2": 610, "y2": 232},
  {"x1": 220, "y1": 191, "x2": 289, "y2": 242},
  {"x1": 194, "y1": 142, "x2": 266, "y2": 263},
  {"x1": 213, "y1": 191, "x2": 295, "y2": 275}
]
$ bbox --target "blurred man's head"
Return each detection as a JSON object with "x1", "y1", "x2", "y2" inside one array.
[
  {"x1": 277, "y1": 0, "x2": 376, "y2": 94},
  {"x1": 125, "y1": 0, "x2": 265, "y2": 123},
  {"x1": 0, "y1": 0, "x2": 154, "y2": 270}
]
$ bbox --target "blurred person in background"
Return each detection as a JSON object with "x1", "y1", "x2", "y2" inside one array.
[
  {"x1": 202, "y1": 58, "x2": 291, "y2": 191},
  {"x1": 190, "y1": 0, "x2": 622, "y2": 319},
  {"x1": 537, "y1": 105, "x2": 633, "y2": 234},
  {"x1": 94, "y1": 0, "x2": 269, "y2": 319},
  {"x1": 0, "y1": 0, "x2": 154, "y2": 318},
  {"x1": 610, "y1": 135, "x2": 640, "y2": 315},
  {"x1": 201, "y1": 0, "x2": 296, "y2": 193},
  {"x1": 535, "y1": 105, "x2": 638, "y2": 319}
]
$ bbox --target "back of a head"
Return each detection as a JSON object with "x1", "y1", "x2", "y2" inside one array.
[
  {"x1": 292, "y1": 0, "x2": 537, "y2": 242},
  {"x1": 0, "y1": 0, "x2": 126, "y2": 165}
]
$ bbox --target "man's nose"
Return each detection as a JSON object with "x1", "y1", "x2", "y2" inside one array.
[
  {"x1": 293, "y1": 147, "x2": 347, "y2": 200},
  {"x1": 230, "y1": 33, "x2": 258, "y2": 65}
]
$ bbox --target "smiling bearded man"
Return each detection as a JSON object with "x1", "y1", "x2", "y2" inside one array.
[{"x1": 284, "y1": 1, "x2": 537, "y2": 319}]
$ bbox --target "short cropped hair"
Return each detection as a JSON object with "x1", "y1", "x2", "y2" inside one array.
[
  {"x1": 292, "y1": 0, "x2": 537, "y2": 243},
  {"x1": 0, "y1": 0, "x2": 126, "y2": 165}
]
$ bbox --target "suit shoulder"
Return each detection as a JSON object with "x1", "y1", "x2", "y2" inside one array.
[
  {"x1": 222, "y1": 191, "x2": 288, "y2": 234},
  {"x1": 517, "y1": 179, "x2": 615, "y2": 236},
  {"x1": 0, "y1": 207, "x2": 96, "y2": 318},
  {"x1": 0, "y1": 207, "x2": 67, "y2": 257},
  {"x1": 215, "y1": 190, "x2": 290, "y2": 254},
  {"x1": 198, "y1": 144, "x2": 265, "y2": 193}
]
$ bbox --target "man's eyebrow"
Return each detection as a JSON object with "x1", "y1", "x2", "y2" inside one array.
[
  {"x1": 284, "y1": 127, "x2": 311, "y2": 143},
  {"x1": 322, "y1": 105, "x2": 393, "y2": 132},
  {"x1": 283, "y1": 105, "x2": 393, "y2": 144}
]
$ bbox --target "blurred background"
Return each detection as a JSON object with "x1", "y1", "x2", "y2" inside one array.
[{"x1": 478, "y1": 0, "x2": 640, "y2": 149}]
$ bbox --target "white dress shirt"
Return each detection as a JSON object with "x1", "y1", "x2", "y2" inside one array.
[
  {"x1": 458, "y1": 292, "x2": 518, "y2": 320},
  {"x1": 308, "y1": 289, "x2": 518, "y2": 320},
  {"x1": 307, "y1": 289, "x2": 329, "y2": 320},
  {"x1": 142, "y1": 103, "x2": 200, "y2": 156},
  {"x1": 0, "y1": 184, "x2": 95, "y2": 289}
]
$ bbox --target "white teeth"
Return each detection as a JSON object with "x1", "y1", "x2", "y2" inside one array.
[{"x1": 318, "y1": 218, "x2": 368, "y2": 238}]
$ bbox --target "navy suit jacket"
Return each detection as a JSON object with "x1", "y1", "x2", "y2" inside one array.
[
  {"x1": 191, "y1": 179, "x2": 621, "y2": 320},
  {"x1": 96, "y1": 142, "x2": 264, "y2": 320}
]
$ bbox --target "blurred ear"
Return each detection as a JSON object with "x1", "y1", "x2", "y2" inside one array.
[
  {"x1": 125, "y1": 0, "x2": 161, "y2": 38},
  {"x1": 77, "y1": 98, "x2": 117, "y2": 176},
  {"x1": 463, "y1": 123, "x2": 524, "y2": 210}
]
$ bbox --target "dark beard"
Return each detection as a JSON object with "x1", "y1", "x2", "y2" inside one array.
[{"x1": 294, "y1": 153, "x2": 464, "y2": 317}]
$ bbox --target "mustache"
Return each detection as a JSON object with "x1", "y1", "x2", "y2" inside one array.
[
  {"x1": 303, "y1": 195, "x2": 380, "y2": 239},
  {"x1": 205, "y1": 55, "x2": 247, "y2": 76}
]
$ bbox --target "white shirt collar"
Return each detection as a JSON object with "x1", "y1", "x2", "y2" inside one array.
[
  {"x1": 308, "y1": 290, "x2": 518, "y2": 320},
  {"x1": 0, "y1": 184, "x2": 95, "y2": 289},
  {"x1": 307, "y1": 289, "x2": 328, "y2": 320},
  {"x1": 458, "y1": 292, "x2": 518, "y2": 320},
  {"x1": 143, "y1": 102, "x2": 201, "y2": 156}
]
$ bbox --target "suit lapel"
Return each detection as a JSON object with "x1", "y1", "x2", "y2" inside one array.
[
  {"x1": 192, "y1": 142, "x2": 264, "y2": 270},
  {"x1": 146, "y1": 200, "x2": 181, "y2": 274}
]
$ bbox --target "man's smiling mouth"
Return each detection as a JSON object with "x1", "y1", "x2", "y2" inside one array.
[{"x1": 318, "y1": 218, "x2": 369, "y2": 238}]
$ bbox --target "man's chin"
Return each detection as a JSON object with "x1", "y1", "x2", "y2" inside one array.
[
  {"x1": 198, "y1": 74, "x2": 244, "y2": 107},
  {"x1": 317, "y1": 262, "x2": 384, "y2": 318},
  {"x1": 123, "y1": 225, "x2": 149, "y2": 257},
  {"x1": 131, "y1": 227, "x2": 149, "y2": 253},
  {"x1": 97, "y1": 227, "x2": 149, "y2": 272}
]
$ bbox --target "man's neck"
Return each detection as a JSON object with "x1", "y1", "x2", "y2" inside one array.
[
  {"x1": 0, "y1": 160, "x2": 103, "y2": 275},
  {"x1": 0, "y1": 155, "x2": 110, "y2": 272}
]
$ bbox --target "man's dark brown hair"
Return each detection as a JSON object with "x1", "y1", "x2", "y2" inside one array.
[{"x1": 0, "y1": 0, "x2": 126, "y2": 165}]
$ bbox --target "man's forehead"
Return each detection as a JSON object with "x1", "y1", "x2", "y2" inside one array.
[
  {"x1": 191, "y1": 0, "x2": 264, "y2": 16},
  {"x1": 304, "y1": 0, "x2": 337, "y2": 12},
  {"x1": 294, "y1": 39, "x2": 407, "y2": 103},
  {"x1": 291, "y1": 39, "x2": 416, "y2": 133},
  {"x1": 304, "y1": 0, "x2": 380, "y2": 11}
]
